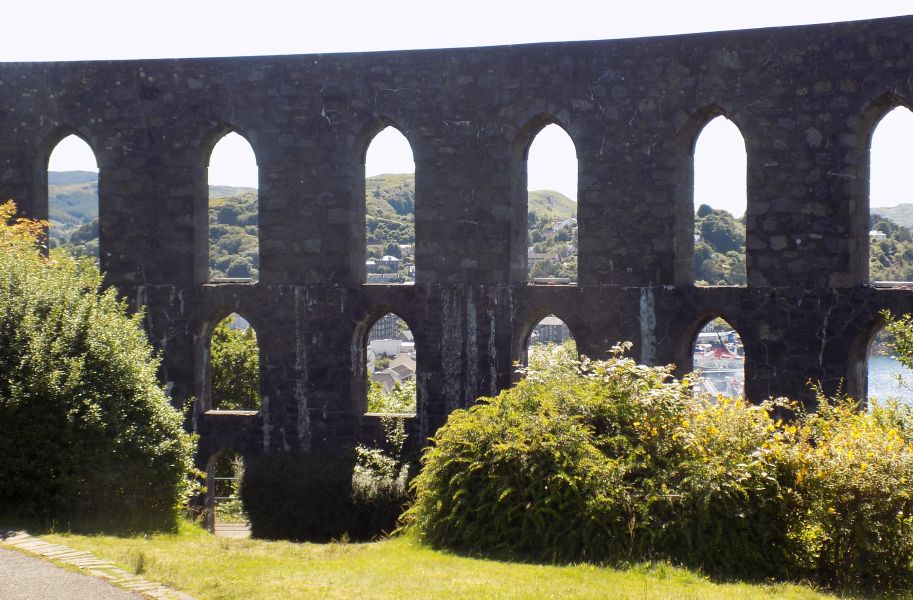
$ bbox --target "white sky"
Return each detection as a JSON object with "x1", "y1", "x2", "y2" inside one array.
[
  {"x1": 694, "y1": 117, "x2": 747, "y2": 218},
  {"x1": 37, "y1": 1, "x2": 913, "y2": 211}
]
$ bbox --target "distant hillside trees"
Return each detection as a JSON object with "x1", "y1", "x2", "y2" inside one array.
[
  {"x1": 52, "y1": 171, "x2": 913, "y2": 285},
  {"x1": 694, "y1": 204, "x2": 746, "y2": 286},
  {"x1": 870, "y1": 214, "x2": 913, "y2": 281},
  {"x1": 209, "y1": 192, "x2": 259, "y2": 279}
]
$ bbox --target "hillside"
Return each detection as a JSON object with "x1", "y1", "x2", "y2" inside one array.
[
  {"x1": 55, "y1": 169, "x2": 913, "y2": 285},
  {"x1": 48, "y1": 171, "x2": 580, "y2": 279},
  {"x1": 872, "y1": 204, "x2": 913, "y2": 228},
  {"x1": 48, "y1": 171, "x2": 99, "y2": 243},
  {"x1": 694, "y1": 204, "x2": 746, "y2": 285},
  {"x1": 528, "y1": 190, "x2": 576, "y2": 220},
  {"x1": 365, "y1": 173, "x2": 415, "y2": 258}
]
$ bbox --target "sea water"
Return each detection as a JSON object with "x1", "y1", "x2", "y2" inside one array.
[{"x1": 867, "y1": 355, "x2": 913, "y2": 404}]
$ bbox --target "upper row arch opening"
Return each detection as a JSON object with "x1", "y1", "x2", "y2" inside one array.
[
  {"x1": 208, "y1": 130, "x2": 259, "y2": 282},
  {"x1": 364, "y1": 125, "x2": 416, "y2": 284}
]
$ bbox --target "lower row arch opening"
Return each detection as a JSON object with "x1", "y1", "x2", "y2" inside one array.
[
  {"x1": 366, "y1": 312, "x2": 417, "y2": 415},
  {"x1": 521, "y1": 314, "x2": 577, "y2": 372},
  {"x1": 691, "y1": 317, "x2": 745, "y2": 399},
  {"x1": 208, "y1": 312, "x2": 261, "y2": 412},
  {"x1": 206, "y1": 449, "x2": 250, "y2": 537}
]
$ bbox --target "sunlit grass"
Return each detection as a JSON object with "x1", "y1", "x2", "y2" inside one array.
[{"x1": 40, "y1": 521, "x2": 838, "y2": 600}]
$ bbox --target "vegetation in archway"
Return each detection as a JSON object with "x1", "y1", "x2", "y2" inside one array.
[
  {"x1": 0, "y1": 201, "x2": 196, "y2": 531},
  {"x1": 210, "y1": 317, "x2": 260, "y2": 411}
]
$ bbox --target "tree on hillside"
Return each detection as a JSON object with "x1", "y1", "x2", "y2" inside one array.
[
  {"x1": 699, "y1": 211, "x2": 744, "y2": 254},
  {"x1": 694, "y1": 206, "x2": 746, "y2": 285}
]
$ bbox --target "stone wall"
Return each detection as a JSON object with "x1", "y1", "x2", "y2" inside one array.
[{"x1": 2, "y1": 15, "x2": 913, "y2": 464}]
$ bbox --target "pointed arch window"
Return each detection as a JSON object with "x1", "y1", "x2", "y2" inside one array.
[
  {"x1": 364, "y1": 126, "x2": 416, "y2": 284},
  {"x1": 365, "y1": 312, "x2": 416, "y2": 415},
  {"x1": 207, "y1": 312, "x2": 260, "y2": 412},
  {"x1": 208, "y1": 132, "x2": 259, "y2": 282},
  {"x1": 691, "y1": 317, "x2": 744, "y2": 398},
  {"x1": 693, "y1": 116, "x2": 746, "y2": 286},
  {"x1": 526, "y1": 124, "x2": 578, "y2": 284},
  {"x1": 522, "y1": 314, "x2": 576, "y2": 369},
  {"x1": 869, "y1": 106, "x2": 913, "y2": 284},
  {"x1": 47, "y1": 134, "x2": 99, "y2": 266}
]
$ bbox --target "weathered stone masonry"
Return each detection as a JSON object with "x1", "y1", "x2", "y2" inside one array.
[{"x1": 2, "y1": 16, "x2": 913, "y2": 466}]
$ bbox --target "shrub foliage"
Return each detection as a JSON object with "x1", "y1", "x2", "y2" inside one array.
[
  {"x1": 0, "y1": 201, "x2": 196, "y2": 531},
  {"x1": 406, "y1": 341, "x2": 913, "y2": 591}
]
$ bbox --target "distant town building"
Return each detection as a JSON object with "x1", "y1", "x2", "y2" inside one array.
[
  {"x1": 870, "y1": 230, "x2": 887, "y2": 240},
  {"x1": 552, "y1": 217, "x2": 577, "y2": 231},
  {"x1": 532, "y1": 315, "x2": 572, "y2": 344},
  {"x1": 369, "y1": 313, "x2": 404, "y2": 342}
]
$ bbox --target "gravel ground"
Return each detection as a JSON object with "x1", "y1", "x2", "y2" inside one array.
[{"x1": 0, "y1": 547, "x2": 141, "y2": 600}]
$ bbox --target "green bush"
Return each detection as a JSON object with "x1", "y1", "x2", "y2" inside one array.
[
  {"x1": 406, "y1": 343, "x2": 691, "y2": 563},
  {"x1": 0, "y1": 202, "x2": 196, "y2": 531},
  {"x1": 367, "y1": 378, "x2": 416, "y2": 414},
  {"x1": 406, "y1": 341, "x2": 913, "y2": 590}
]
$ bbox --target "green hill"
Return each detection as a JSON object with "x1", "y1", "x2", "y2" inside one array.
[
  {"x1": 48, "y1": 171, "x2": 99, "y2": 242},
  {"x1": 366, "y1": 174, "x2": 415, "y2": 257},
  {"x1": 872, "y1": 204, "x2": 913, "y2": 229},
  {"x1": 528, "y1": 190, "x2": 576, "y2": 220},
  {"x1": 48, "y1": 171, "x2": 580, "y2": 278}
]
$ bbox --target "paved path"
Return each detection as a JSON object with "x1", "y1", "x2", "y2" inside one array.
[
  {"x1": 0, "y1": 530, "x2": 194, "y2": 600},
  {"x1": 213, "y1": 520, "x2": 250, "y2": 539},
  {"x1": 0, "y1": 547, "x2": 141, "y2": 600}
]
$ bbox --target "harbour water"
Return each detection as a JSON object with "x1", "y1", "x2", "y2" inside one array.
[
  {"x1": 692, "y1": 354, "x2": 913, "y2": 405},
  {"x1": 867, "y1": 355, "x2": 913, "y2": 404}
]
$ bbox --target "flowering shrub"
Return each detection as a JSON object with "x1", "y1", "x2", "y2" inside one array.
[
  {"x1": 792, "y1": 397, "x2": 913, "y2": 590},
  {"x1": 405, "y1": 342, "x2": 913, "y2": 590}
]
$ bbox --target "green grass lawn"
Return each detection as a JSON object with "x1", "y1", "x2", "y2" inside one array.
[{"x1": 39, "y1": 522, "x2": 840, "y2": 600}]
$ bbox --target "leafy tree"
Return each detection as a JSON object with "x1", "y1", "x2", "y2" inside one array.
[
  {"x1": 225, "y1": 255, "x2": 253, "y2": 278},
  {"x1": 696, "y1": 203, "x2": 714, "y2": 218},
  {"x1": 384, "y1": 242, "x2": 401, "y2": 258},
  {"x1": 210, "y1": 318, "x2": 260, "y2": 411},
  {"x1": 0, "y1": 201, "x2": 196, "y2": 531},
  {"x1": 699, "y1": 211, "x2": 745, "y2": 253},
  {"x1": 694, "y1": 208, "x2": 746, "y2": 285}
]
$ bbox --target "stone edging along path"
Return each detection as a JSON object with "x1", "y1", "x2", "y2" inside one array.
[{"x1": 0, "y1": 529, "x2": 195, "y2": 600}]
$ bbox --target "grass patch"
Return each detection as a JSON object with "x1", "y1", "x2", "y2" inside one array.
[{"x1": 39, "y1": 521, "x2": 837, "y2": 600}]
